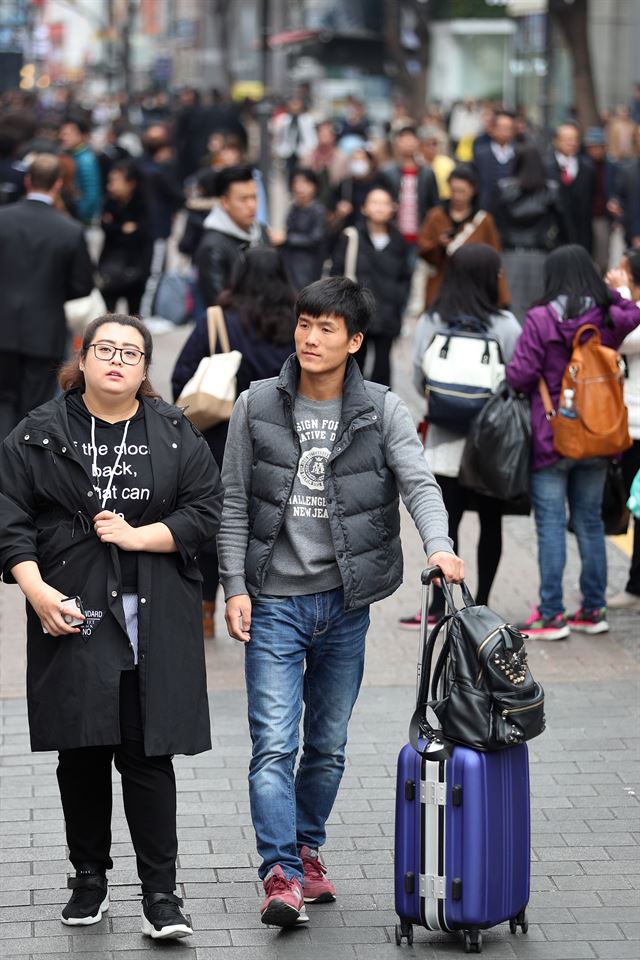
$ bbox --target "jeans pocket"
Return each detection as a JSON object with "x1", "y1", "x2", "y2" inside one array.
[{"x1": 253, "y1": 594, "x2": 290, "y2": 605}]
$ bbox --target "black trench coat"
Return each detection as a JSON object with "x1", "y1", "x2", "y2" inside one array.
[{"x1": 0, "y1": 392, "x2": 223, "y2": 756}]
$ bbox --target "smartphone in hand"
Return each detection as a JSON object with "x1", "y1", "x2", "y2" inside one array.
[{"x1": 61, "y1": 596, "x2": 85, "y2": 627}]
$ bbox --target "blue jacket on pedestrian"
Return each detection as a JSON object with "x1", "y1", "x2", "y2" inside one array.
[{"x1": 72, "y1": 144, "x2": 102, "y2": 222}]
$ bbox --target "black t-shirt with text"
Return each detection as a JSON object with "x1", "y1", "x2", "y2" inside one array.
[{"x1": 66, "y1": 392, "x2": 154, "y2": 592}]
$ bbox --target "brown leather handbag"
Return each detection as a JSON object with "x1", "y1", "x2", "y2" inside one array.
[{"x1": 539, "y1": 323, "x2": 632, "y2": 460}]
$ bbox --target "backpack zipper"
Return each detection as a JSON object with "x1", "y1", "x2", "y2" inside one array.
[{"x1": 501, "y1": 696, "x2": 544, "y2": 719}]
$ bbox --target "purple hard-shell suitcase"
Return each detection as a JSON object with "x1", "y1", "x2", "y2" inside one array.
[{"x1": 394, "y1": 569, "x2": 531, "y2": 953}]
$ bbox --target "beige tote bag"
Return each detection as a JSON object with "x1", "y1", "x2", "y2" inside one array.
[{"x1": 176, "y1": 306, "x2": 242, "y2": 430}]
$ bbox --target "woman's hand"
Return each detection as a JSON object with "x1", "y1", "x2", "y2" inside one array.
[
  {"x1": 29, "y1": 582, "x2": 84, "y2": 637},
  {"x1": 122, "y1": 221, "x2": 137, "y2": 234},
  {"x1": 93, "y1": 511, "x2": 141, "y2": 550},
  {"x1": 605, "y1": 267, "x2": 629, "y2": 290}
]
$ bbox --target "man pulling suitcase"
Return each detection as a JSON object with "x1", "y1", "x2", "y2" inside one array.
[{"x1": 217, "y1": 276, "x2": 464, "y2": 926}]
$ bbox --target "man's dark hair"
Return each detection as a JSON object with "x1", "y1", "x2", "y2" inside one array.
[
  {"x1": 394, "y1": 124, "x2": 418, "y2": 138},
  {"x1": 493, "y1": 109, "x2": 515, "y2": 122},
  {"x1": 28, "y1": 153, "x2": 62, "y2": 191},
  {"x1": 290, "y1": 167, "x2": 319, "y2": 190},
  {"x1": 215, "y1": 163, "x2": 255, "y2": 197},
  {"x1": 63, "y1": 114, "x2": 90, "y2": 136},
  {"x1": 296, "y1": 277, "x2": 375, "y2": 338}
]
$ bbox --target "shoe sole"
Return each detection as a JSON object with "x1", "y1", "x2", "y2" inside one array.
[
  {"x1": 141, "y1": 915, "x2": 193, "y2": 939},
  {"x1": 568, "y1": 622, "x2": 609, "y2": 635},
  {"x1": 527, "y1": 627, "x2": 570, "y2": 641},
  {"x1": 304, "y1": 892, "x2": 336, "y2": 903},
  {"x1": 261, "y1": 900, "x2": 308, "y2": 927},
  {"x1": 61, "y1": 892, "x2": 109, "y2": 926}
]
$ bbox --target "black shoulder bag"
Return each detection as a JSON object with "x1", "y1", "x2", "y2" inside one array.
[{"x1": 410, "y1": 575, "x2": 545, "y2": 757}]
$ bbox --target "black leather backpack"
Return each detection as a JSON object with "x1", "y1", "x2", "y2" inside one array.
[{"x1": 410, "y1": 576, "x2": 545, "y2": 756}]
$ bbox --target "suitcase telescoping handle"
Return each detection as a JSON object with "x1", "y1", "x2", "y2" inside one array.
[{"x1": 410, "y1": 567, "x2": 452, "y2": 761}]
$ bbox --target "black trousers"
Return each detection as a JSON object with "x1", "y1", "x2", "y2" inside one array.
[
  {"x1": 431, "y1": 474, "x2": 503, "y2": 615},
  {"x1": 621, "y1": 440, "x2": 640, "y2": 595},
  {"x1": 355, "y1": 334, "x2": 394, "y2": 388},
  {"x1": 0, "y1": 352, "x2": 59, "y2": 442},
  {"x1": 56, "y1": 670, "x2": 177, "y2": 894}
]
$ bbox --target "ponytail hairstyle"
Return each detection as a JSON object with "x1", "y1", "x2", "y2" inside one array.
[{"x1": 58, "y1": 313, "x2": 160, "y2": 397}]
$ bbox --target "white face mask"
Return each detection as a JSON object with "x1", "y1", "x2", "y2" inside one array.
[{"x1": 350, "y1": 159, "x2": 370, "y2": 178}]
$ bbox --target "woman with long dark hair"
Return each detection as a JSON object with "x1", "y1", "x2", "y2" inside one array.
[
  {"x1": 172, "y1": 246, "x2": 296, "y2": 637},
  {"x1": 399, "y1": 244, "x2": 521, "y2": 629},
  {"x1": 495, "y1": 144, "x2": 568, "y2": 321},
  {"x1": 98, "y1": 160, "x2": 153, "y2": 315},
  {"x1": 0, "y1": 314, "x2": 222, "y2": 937},
  {"x1": 507, "y1": 245, "x2": 640, "y2": 639},
  {"x1": 417, "y1": 163, "x2": 509, "y2": 308}
]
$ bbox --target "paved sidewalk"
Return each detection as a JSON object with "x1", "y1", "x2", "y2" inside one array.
[{"x1": 1, "y1": 325, "x2": 639, "y2": 958}]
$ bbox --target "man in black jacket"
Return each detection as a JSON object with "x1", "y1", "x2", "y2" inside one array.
[
  {"x1": 381, "y1": 126, "x2": 439, "y2": 257},
  {"x1": 0, "y1": 154, "x2": 94, "y2": 440},
  {"x1": 545, "y1": 122, "x2": 595, "y2": 253},
  {"x1": 195, "y1": 164, "x2": 269, "y2": 306},
  {"x1": 472, "y1": 110, "x2": 516, "y2": 214}
]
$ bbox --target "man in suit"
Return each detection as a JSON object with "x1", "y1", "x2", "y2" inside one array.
[
  {"x1": 0, "y1": 154, "x2": 94, "y2": 440},
  {"x1": 472, "y1": 110, "x2": 516, "y2": 214},
  {"x1": 545, "y1": 122, "x2": 596, "y2": 253},
  {"x1": 610, "y1": 127, "x2": 640, "y2": 249}
]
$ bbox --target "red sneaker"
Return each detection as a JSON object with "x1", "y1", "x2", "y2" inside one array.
[
  {"x1": 398, "y1": 610, "x2": 440, "y2": 631},
  {"x1": 300, "y1": 846, "x2": 336, "y2": 903},
  {"x1": 260, "y1": 865, "x2": 308, "y2": 927}
]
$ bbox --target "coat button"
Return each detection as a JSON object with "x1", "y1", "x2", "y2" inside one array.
[
  {"x1": 139, "y1": 652, "x2": 146, "y2": 661},
  {"x1": 87, "y1": 491, "x2": 93, "y2": 497},
  {"x1": 61, "y1": 446, "x2": 67, "y2": 453},
  {"x1": 42, "y1": 438, "x2": 49, "y2": 445},
  {"x1": 172, "y1": 419, "x2": 178, "y2": 425},
  {"x1": 172, "y1": 442, "x2": 178, "y2": 448},
  {"x1": 24, "y1": 434, "x2": 29, "y2": 440},
  {"x1": 371, "y1": 415, "x2": 377, "y2": 421},
  {"x1": 140, "y1": 597, "x2": 146, "y2": 604},
  {"x1": 111, "y1": 590, "x2": 118, "y2": 598}
]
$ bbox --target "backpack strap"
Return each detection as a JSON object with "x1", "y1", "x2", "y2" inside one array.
[
  {"x1": 206, "y1": 305, "x2": 230, "y2": 356},
  {"x1": 538, "y1": 377, "x2": 556, "y2": 420},
  {"x1": 573, "y1": 322, "x2": 601, "y2": 348}
]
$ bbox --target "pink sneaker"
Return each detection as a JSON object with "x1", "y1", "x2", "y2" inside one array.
[
  {"x1": 300, "y1": 846, "x2": 336, "y2": 903},
  {"x1": 516, "y1": 607, "x2": 569, "y2": 641},
  {"x1": 260, "y1": 865, "x2": 308, "y2": 927}
]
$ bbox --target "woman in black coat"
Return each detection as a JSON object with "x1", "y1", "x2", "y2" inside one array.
[
  {"x1": 0, "y1": 314, "x2": 222, "y2": 939},
  {"x1": 98, "y1": 160, "x2": 153, "y2": 315},
  {"x1": 331, "y1": 185, "x2": 412, "y2": 386},
  {"x1": 494, "y1": 145, "x2": 568, "y2": 321},
  {"x1": 172, "y1": 246, "x2": 296, "y2": 637}
]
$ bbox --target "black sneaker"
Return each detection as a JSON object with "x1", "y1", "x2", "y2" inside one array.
[
  {"x1": 61, "y1": 868, "x2": 109, "y2": 926},
  {"x1": 141, "y1": 892, "x2": 193, "y2": 940}
]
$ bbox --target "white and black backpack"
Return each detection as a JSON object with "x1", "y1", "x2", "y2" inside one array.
[{"x1": 421, "y1": 316, "x2": 505, "y2": 431}]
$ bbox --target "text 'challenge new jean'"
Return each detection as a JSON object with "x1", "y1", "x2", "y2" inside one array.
[{"x1": 244, "y1": 588, "x2": 369, "y2": 882}]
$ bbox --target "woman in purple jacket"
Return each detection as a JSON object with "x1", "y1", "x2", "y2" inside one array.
[{"x1": 507, "y1": 245, "x2": 640, "y2": 640}]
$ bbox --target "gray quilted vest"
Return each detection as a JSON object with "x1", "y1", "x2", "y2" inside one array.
[{"x1": 245, "y1": 355, "x2": 403, "y2": 610}]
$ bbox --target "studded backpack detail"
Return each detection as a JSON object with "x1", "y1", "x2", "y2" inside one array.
[{"x1": 410, "y1": 579, "x2": 545, "y2": 755}]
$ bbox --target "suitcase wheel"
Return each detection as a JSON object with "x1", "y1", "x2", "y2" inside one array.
[
  {"x1": 395, "y1": 920, "x2": 414, "y2": 945},
  {"x1": 463, "y1": 929, "x2": 482, "y2": 953},
  {"x1": 510, "y1": 910, "x2": 529, "y2": 935}
]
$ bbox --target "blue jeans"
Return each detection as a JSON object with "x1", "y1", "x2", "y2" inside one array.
[
  {"x1": 529, "y1": 458, "x2": 608, "y2": 619},
  {"x1": 244, "y1": 588, "x2": 369, "y2": 882}
]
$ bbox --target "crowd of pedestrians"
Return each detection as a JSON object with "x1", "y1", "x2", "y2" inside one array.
[{"x1": 0, "y1": 81, "x2": 639, "y2": 939}]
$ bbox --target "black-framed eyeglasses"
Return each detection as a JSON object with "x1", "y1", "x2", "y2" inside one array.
[{"x1": 89, "y1": 343, "x2": 145, "y2": 366}]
